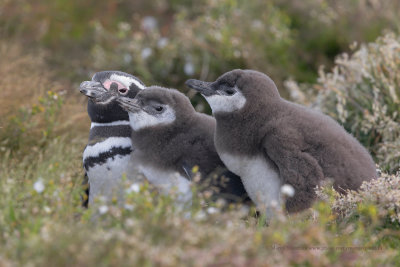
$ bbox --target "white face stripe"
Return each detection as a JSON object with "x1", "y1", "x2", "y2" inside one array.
[
  {"x1": 110, "y1": 74, "x2": 146, "y2": 90},
  {"x1": 90, "y1": 120, "x2": 130, "y2": 129},
  {"x1": 128, "y1": 106, "x2": 176, "y2": 131},
  {"x1": 205, "y1": 89, "x2": 246, "y2": 114},
  {"x1": 83, "y1": 137, "x2": 132, "y2": 159}
]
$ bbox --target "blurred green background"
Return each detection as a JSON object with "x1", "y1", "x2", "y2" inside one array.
[{"x1": 2, "y1": 0, "x2": 399, "y2": 86}]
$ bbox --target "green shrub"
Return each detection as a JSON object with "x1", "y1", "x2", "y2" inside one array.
[
  {"x1": 287, "y1": 33, "x2": 400, "y2": 173},
  {"x1": 275, "y1": 0, "x2": 400, "y2": 81},
  {"x1": 90, "y1": 0, "x2": 293, "y2": 106},
  {"x1": 2, "y1": 0, "x2": 399, "y2": 87}
]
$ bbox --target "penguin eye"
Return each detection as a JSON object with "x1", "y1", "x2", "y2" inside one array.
[
  {"x1": 225, "y1": 89, "x2": 235, "y2": 95},
  {"x1": 155, "y1": 106, "x2": 163, "y2": 112},
  {"x1": 118, "y1": 88, "x2": 128, "y2": 95}
]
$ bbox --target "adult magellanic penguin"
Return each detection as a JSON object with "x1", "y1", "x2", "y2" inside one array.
[
  {"x1": 79, "y1": 70, "x2": 145, "y2": 207},
  {"x1": 186, "y1": 69, "x2": 377, "y2": 215},
  {"x1": 116, "y1": 86, "x2": 249, "y2": 204}
]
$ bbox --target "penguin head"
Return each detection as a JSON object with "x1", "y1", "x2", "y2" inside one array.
[
  {"x1": 185, "y1": 69, "x2": 280, "y2": 114},
  {"x1": 117, "y1": 86, "x2": 195, "y2": 131},
  {"x1": 79, "y1": 71, "x2": 146, "y2": 122}
]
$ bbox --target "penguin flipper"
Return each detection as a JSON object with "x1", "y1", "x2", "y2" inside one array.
[
  {"x1": 181, "y1": 162, "x2": 193, "y2": 181},
  {"x1": 263, "y1": 132, "x2": 324, "y2": 212}
]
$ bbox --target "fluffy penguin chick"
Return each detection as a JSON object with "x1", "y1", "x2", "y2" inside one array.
[
  {"x1": 117, "y1": 86, "x2": 248, "y2": 204},
  {"x1": 79, "y1": 70, "x2": 145, "y2": 206},
  {"x1": 186, "y1": 69, "x2": 377, "y2": 214}
]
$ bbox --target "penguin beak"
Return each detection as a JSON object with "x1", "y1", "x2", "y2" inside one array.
[
  {"x1": 185, "y1": 79, "x2": 218, "y2": 97},
  {"x1": 117, "y1": 97, "x2": 141, "y2": 113},
  {"x1": 79, "y1": 81, "x2": 107, "y2": 99}
]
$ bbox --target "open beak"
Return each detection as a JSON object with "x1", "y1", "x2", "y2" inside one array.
[
  {"x1": 117, "y1": 97, "x2": 141, "y2": 113},
  {"x1": 79, "y1": 81, "x2": 107, "y2": 99},
  {"x1": 185, "y1": 79, "x2": 218, "y2": 97}
]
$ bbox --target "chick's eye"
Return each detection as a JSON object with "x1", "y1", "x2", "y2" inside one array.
[
  {"x1": 226, "y1": 89, "x2": 235, "y2": 95},
  {"x1": 155, "y1": 106, "x2": 163, "y2": 112}
]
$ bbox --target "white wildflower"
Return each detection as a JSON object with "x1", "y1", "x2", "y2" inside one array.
[
  {"x1": 126, "y1": 183, "x2": 140, "y2": 194},
  {"x1": 141, "y1": 48, "x2": 152, "y2": 59},
  {"x1": 125, "y1": 218, "x2": 135, "y2": 227},
  {"x1": 124, "y1": 204, "x2": 134, "y2": 211},
  {"x1": 123, "y1": 53, "x2": 132, "y2": 63},
  {"x1": 184, "y1": 61, "x2": 195, "y2": 76},
  {"x1": 207, "y1": 207, "x2": 218, "y2": 214},
  {"x1": 141, "y1": 16, "x2": 157, "y2": 31},
  {"x1": 98, "y1": 205, "x2": 109, "y2": 214},
  {"x1": 194, "y1": 211, "x2": 206, "y2": 221},
  {"x1": 157, "y1": 37, "x2": 168, "y2": 48},
  {"x1": 281, "y1": 184, "x2": 295, "y2": 198},
  {"x1": 33, "y1": 179, "x2": 45, "y2": 193}
]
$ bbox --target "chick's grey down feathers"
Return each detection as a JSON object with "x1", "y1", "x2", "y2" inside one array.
[
  {"x1": 187, "y1": 69, "x2": 377, "y2": 212},
  {"x1": 122, "y1": 86, "x2": 249, "y2": 201}
]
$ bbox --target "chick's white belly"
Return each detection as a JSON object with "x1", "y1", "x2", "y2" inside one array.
[
  {"x1": 219, "y1": 153, "x2": 282, "y2": 209},
  {"x1": 139, "y1": 165, "x2": 192, "y2": 203}
]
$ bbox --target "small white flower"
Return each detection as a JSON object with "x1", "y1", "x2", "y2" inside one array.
[
  {"x1": 194, "y1": 211, "x2": 206, "y2": 221},
  {"x1": 33, "y1": 179, "x2": 45, "y2": 193},
  {"x1": 141, "y1": 48, "x2": 152, "y2": 59},
  {"x1": 98, "y1": 205, "x2": 109, "y2": 214},
  {"x1": 126, "y1": 183, "x2": 140, "y2": 194},
  {"x1": 124, "y1": 204, "x2": 134, "y2": 211},
  {"x1": 281, "y1": 184, "x2": 295, "y2": 198},
  {"x1": 123, "y1": 54, "x2": 132, "y2": 63},
  {"x1": 125, "y1": 218, "x2": 135, "y2": 227},
  {"x1": 184, "y1": 62, "x2": 195, "y2": 76},
  {"x1": 157, "y1": 37, "x2": 168, "y2": 48},
  {"x1": 44, "y1": 206, "x2": 51, "y2": 213},
  {"x1": 141, "y1": 16, "x2": 157, "y2": 31},
  {"x1": 207, "y1": 207, "x2": 218, "y2": 214}
]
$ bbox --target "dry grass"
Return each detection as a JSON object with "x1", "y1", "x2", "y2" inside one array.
[
  {"x1": 0, "y1": 39, "x2": 89, "y2": 155},
  {"x1": 0, "y1": 40, "x2": 53, "y2": 118}
]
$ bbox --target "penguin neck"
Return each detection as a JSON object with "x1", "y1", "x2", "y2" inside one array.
[
  {"x1": 130, "y1": 120, "x2": 191, "y2": 168},
  {"x1": 214, "y1": 99, "x2": 283, "y2": 156},
  {"x1": 87, "y1": 100, "x2": 129, "y2": 123}
]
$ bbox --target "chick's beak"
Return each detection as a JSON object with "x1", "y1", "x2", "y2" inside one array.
[
  {"x1": 185, "y1": 79, "x2": 218, "y2": 97},
  {"x1": 117, "y1": 97, "x2": 141, "y2": 113}
]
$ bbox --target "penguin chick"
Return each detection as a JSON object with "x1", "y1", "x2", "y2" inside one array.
[
  {"x1": 186, "y1": 69, "x2": 377, "y2": 214},
  {"x1": 116, "y1": 86, "x2": 249, "y2": 204},
  {"x1": 79, "y1": 70, "x2": 145, "y2": 206}
]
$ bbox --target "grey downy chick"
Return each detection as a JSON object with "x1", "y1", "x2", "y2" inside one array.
[
  {"x1": 115, "y1": 86, "x2": 249, "y2": 205},
  {"x1": 186, "y1": 69, "x2": 377, "y2": 215}
]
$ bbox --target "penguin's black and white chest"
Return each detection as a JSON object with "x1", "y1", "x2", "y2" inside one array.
[{"x1": 83, "y1": 121, "x2": 140, "y2": 204}]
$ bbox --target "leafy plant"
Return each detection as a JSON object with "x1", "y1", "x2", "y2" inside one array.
[{"x1": 287, "y1": 33, "x2": 400, "y2": 173}]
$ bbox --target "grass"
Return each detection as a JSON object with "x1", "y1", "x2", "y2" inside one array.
[
  {"x1": 0, "y1": 36, "x2": 400, "y2": 267},
  {"x1": 1, "y1": 138, "x2": 399, "y2": 266}
]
